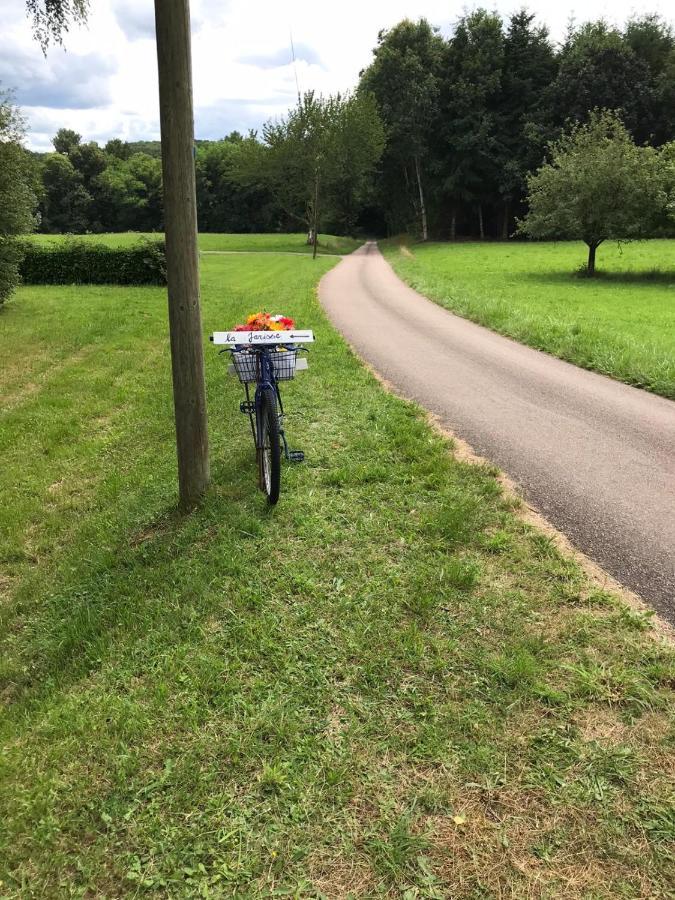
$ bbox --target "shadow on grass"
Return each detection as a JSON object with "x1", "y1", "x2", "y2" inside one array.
[
  {"x1": 524, "y1": 268, "x2": 675, "y2": 288},
  {"x1": 0, "y1": 447, "x2": 279, "y2": 721}
]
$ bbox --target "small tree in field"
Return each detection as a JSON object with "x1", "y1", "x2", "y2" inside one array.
[
  {"x1": 261, "y1": 92, "x2": 340, "y2": 258},
  {"x1": 518, "y1": 111, "x2": 664, "y2": 274},
  {"x1": 240, "y1": 92, "x2": 384, "y2": 258}
]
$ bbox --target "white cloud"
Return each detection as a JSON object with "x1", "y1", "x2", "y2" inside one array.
[
  {"x1": 0, "y1": 45, "x2": 116, "y2": 109},
  {"x1": 1, "y1": 0, "x2": 673, "y2": 151},
  {"x1": 238, "y1": 42, "x2": 324, "y2": 69},
  {"x1": 111, "y1": 0, "x2": 156, "y2": 40}
]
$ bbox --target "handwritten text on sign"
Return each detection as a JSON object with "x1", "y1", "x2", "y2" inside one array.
[{"x1": 211, "y1": 330, "x2": 314, "y2": 346}]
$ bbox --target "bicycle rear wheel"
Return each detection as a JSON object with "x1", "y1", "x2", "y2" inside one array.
[{"x1": 257, "y1": 387, "x2": 281, "y2": 504}]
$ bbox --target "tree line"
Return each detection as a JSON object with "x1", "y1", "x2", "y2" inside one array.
[
  {"x1": 4, "y1": 9, "x2": 675, "y2": 248},
  {"x1": 359, "y1": 10, "x2": 675, "y2": 239},
  {"x1": 25, "y1": 89, "x2": 384, "y2": 241}
]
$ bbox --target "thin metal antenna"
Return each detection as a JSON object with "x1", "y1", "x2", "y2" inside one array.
[{"x1": 290, "y1": 29, "x2": 301, "y2": 105}]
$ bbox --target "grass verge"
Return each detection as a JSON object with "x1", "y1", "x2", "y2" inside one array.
[
  {"x1": 26, "y1": 232, "x2": 363, "y2": 255},
  {"x1": 382, "y1": 239, "x2": 675, "y2": 400},
  {"x1": 1, "y1": 250, "x2": 673, "y2": 897}
]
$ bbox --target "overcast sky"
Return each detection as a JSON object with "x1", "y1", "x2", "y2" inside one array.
[{"x1": 1, "y1": 0, "x2": 673, "y2": 152}]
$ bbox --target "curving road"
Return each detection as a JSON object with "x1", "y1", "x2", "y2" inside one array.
[{"x1": 319, "y1": 242, "x2": 675, "y2": 622}]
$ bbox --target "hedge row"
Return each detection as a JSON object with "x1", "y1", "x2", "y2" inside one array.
[{"x1": 19, "y1": 239, "x2": 167, "y2": 286}]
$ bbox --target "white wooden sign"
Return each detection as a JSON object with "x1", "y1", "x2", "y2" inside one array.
[{"x1": 211, "y1": 329, "x2": 314, "y2": 346}]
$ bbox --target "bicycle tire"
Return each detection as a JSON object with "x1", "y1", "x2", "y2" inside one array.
[{"x1": 258, "y1": 387, "x2": 281, "y2": 504}]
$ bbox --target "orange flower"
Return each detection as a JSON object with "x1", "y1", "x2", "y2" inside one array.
[{"x1": 233, "y1": 311, "x2": 296, "y2": 332}]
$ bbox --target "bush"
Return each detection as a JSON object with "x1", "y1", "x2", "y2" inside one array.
[
  {"x1": 18, "y1": 238, "x2": 167, "y2": 286},
  {"x1": 0, "y1": 237, "x2": 25, "y2": 308}
]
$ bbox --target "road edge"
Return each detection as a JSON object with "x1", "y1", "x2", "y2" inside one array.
[
  {"x1": 315, "y1": 263, "x2": 675, "y2": 645},
  {"x1": 378, "y1": 360, "x2": 674, "y2": 644}
]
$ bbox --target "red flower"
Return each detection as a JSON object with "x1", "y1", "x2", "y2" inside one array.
[{"x1": 231, "y1": 312, "x2": 296, "y2": 332}]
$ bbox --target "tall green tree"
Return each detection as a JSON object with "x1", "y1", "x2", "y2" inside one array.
[
  {"x1": 496, "y1": 10, "x2": 557, "y2": 238},
  {"x1": 550, "y1": 23, "x2": 656, "y2": 143},
  {"x1": 104, "y1": 138, "x2": 131, "y2": 160},
  {"x1": 52, "y1": 127, "x2": 81, "y2": 155},
  {"x1": 518, "y1": 111, "x2": 665, "y2": 274},
  {"x1": 40, "y1": 152, "x2": 91, "y2": 232},
  {"x1": 69, "y1": 141, "x2": 107, "y2": 228},
  {"x1": 70, "y1": 141, "x2": 107, "y2": 187},
  {"x1": 241, "y1": 91, "x2": 383, "y2": 255},
  {"x1": 624, "y1": 15, "x2": 675, "y2": 145},
  {"x1": 124, "y1": 153, "x2": 162, "y2": 229},
  {"x1": 438, "y1": 9, "x2": 505, "y2": 238},
  {"x1": 360, "y1": 19, "x2": 443, "y2": 239},
  {"x1": 0, "y1": 90, "x2": 37, "y2": 307},
  {"x1": 257, "y1": 92, "x2": 340, "y2": 256},
  {"x1": 94, "y1": 152, "x2": 163, "y2": 231},
  {"x1": 93, "y1": 158, "x2": 145, "y2": 230},
  {"x1": 320, "y1": 91, "x2": 385, "y2": 235},
  {"x1": 625, "y1": 14, "x2": 674, "y2": 73},
  {"x1": 195, "y1": 136, "x2": 279, "y2": 233}
]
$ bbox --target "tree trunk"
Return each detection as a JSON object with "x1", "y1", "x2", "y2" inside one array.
[
  {"x1": 312, "y1": 170, "x2": 319, "y2": 260},
  {"x1": 154, "y1": 0, "x2": 209, "y2": 510},
  {"x1": 414, "y1": 155, "x2": 428, "y2": 241},
  {"x1": 478, "y1": 203, "x2": 485, "y2": 240},
  {"x1": 450, "y1": 205, "x2": 457, "y2": 241},
  {"x1": 587, "y1": 241, "x2": 599, "y2": 276},
  {"x1": 501, "y1": 199, "x2": 510, "y2": 240}
]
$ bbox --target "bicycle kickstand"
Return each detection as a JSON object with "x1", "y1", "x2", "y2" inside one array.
[{"x1": 279, "y1": 425, "x2": 304, "y2": 463}]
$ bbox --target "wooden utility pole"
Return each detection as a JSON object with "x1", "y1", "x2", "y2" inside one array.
[{"x1": 154, "y1": 0, "x2": 209, "y2": 509}]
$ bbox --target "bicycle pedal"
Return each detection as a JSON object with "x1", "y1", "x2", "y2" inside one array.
[
  {"x1": 239, "y1": 400, "x2": 255, "y2": 414},
  {"x1": 288, "y1": 450, "x2": 305, "y2": 463}
]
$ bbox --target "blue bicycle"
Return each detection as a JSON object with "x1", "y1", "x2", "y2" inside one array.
[{"x1": 222, "y1": 343, "x2": 308, "y2": 504}]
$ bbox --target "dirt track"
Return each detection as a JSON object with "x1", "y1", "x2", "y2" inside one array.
[{"x1": 319, "y1": 242, "x2": 675, "y2": 622}]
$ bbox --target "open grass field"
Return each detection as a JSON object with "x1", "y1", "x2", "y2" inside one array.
[
  {"x1": 1, "y1": 246, "x2": 674, "y2": 896},
  {"x1": 383, "y1": 239, "x2": 675, "y2": 400},
  {"x1": 27, "y1": 231, "x2": 363, "y2": 255}
]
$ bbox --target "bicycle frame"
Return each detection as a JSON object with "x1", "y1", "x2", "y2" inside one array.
[
  {"x1": 253, "y1": 348, "x2": 278, "y2": 453},
  {"x1": 231, "y1": 345, "x2": 298, "y2": 462},
  {"x1": 213, "y1": 331, "x2": 313, "y2": 501}
]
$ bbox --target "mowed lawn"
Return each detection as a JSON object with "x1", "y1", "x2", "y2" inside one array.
[
  {"x1": 383, "y1": 239, "x2": 675, "y2": 400},
  {"x1": 1, "y1": 249, "x2": 674, "y2": 897},
  {"x1": 27, "y1": 231, "x2": 362, "y2": 255}
]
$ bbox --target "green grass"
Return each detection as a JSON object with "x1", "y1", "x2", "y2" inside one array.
[
  {"x1": 1, "y1": 248, "x2": 674, "y2": 897},
  {"x1": 27, "y1": 231, "x2": 362, "y2": 255},
  {"x1": 382, "y1": 239, "x2": 675, "y2": 399}
]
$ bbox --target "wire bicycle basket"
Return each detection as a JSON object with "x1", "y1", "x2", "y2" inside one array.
[{"x1": 232, "y1": 346, "x2": 298, "y2": 383}]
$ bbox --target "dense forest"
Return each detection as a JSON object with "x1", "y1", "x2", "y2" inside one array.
[
  {"x1": 26, "y1": 10, "x2": 675, "y2": 239},
  {"x1": 361, "y1": 10, "x2": 674, "y2": 238}
]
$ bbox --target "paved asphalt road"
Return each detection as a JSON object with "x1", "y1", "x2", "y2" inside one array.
[{"x1": 319, "y1": 242, "x2": 675, "y2": 623}]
